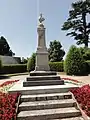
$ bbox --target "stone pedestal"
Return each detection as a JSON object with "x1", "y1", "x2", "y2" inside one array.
[{"x1": 35, "y1": 22, "x2": 50, "y2": 71}]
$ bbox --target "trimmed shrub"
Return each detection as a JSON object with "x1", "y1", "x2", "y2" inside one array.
[
  {"x1": 79, "y1": 47, "x2": 90, "y2": 60},
  {"x1": 27, "y1": 53, "x2": 36, "y2": 72},
  {"x1": 64, "y1": 45, "x2": 87, "y2": 76},
  {"x1": 49, "y1": 62, "x2": 64, "y2": 72},
  {"x1": 86, "y1": 60, "x2": 90, "y2": 74},
  {"x1": 1, "y1": 64, "x2": 27, "y2": 74}
]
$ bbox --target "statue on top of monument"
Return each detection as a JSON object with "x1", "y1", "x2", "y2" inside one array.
[{"x1": 38, "y1": 13, "x2": 45, "y2": 24}]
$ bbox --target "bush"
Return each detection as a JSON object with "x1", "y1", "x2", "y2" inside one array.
[
  {"x1": 27, "y1": 53, "x2": 36, "y2": 72},
  {"x1": 86, "y1": 60, "x2": 90, "y2": 74},
  {"x1": 79, "y1": 47, "x2": 90, "y2": 60},
  {"x1": 64, "y1": 45, "x2": 87, "y2": 76},
  {"x1": 49, "y1": 62, "x2": 64, "y2": 72},
  {"x1": 1, "y1": 64, "x2": 27, "y2": 74}
]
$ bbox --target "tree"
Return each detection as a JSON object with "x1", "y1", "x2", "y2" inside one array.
[
  {"x1": 48, "y1": 40, "x2": 65, "y2": 62},
  {"x1": 0, "y1": 36, "x2": 15, "y2": 56},
  {"x1": 62, "y1": 0, "x2": 90, "y2": 47},
  {"x1": 27, "y1": 53, "x2": 36, "y2": 72}
]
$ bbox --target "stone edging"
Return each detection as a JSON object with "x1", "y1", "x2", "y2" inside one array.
[{"x1": 16, "y1": 94, "x2": 21, "y2": 119}]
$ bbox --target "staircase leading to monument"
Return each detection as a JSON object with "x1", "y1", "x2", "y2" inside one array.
[
  {"x1": 17, "y1": 90, "x2": 84, "y2": 120},
  {"x1": 16, "y1": 71, "x2": 84, "y2": 119}
]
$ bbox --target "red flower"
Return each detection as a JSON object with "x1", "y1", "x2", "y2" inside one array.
[
  {"x1": 70, "y1": 85, "x2": 90, "y2": 117},
  {"x1": 0, "y1": 80, "x2": 19, "y2": 87},
  {"x1": 62, "y1": 77, "x2": 80, "y2": 83},
  {"x1": 0, "y1": 92, "x2": 20, "y2": 119}
]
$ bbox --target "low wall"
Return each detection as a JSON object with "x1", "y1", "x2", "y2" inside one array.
[{"x1": 0, "y1": 55, "x2": 21, "y2": 64}]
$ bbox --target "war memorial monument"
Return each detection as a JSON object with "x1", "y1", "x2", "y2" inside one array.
[{"x1": 9, "y1": 14, "x2": 83, "y2": 120}]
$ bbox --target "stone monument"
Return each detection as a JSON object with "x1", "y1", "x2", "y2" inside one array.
[
  {"x1": 35, "y1": 13, "x2": 50, "y2": 71},
  {"x1": 23, "y1": 14, "x2": 64, "y2": 86}
]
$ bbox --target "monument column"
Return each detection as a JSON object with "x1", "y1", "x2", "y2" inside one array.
[{"x1": 35, "y1": 14, "x2": 50, "y2": 71}]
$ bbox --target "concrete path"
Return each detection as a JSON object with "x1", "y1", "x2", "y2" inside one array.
[
  {"x1": 60, "y1": 74, "x2": 90, "y2": 85},
  {"x1": 0, "y1": 74, "x2": 90, "y2": 85},
  {"x1": 0, "y1": 75, "x2": 28, "y2": 85}
]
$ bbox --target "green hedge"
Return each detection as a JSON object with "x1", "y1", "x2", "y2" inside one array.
[
  {"x1": 0, "y1": 62, "x2": 64, "y2": 74},
  {"x1": 86, "y1": 60, "x2": 90, "y2": 74},
  {"x1": 1, "y1": 61, "x2": 90, "y2": 74},
  {"x1": 49, "y1": 62, "x2": 64, "y2": 72},
  {"x1": 0, "y1": 58, "x2": 2, "y2": 72},
  {"x1": 0, "y1": 64, "x2": 27, "y2": 74}
]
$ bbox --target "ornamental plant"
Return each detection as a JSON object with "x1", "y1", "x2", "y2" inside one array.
[
  {"x1": 62, "y1": 77, "x2": 82, "y2": 85},
  {"x1": 0, "y1": 92, "x2": 20, "y2": 120},
  {"x1": 71, "y1": 85, "x2": 90, "y2": 117},
  {"x1": 0, "y1": 80, "x2": 19, "y2": 93},
  {"x1": 0, "y1": 80, "x2": 19, "y2": 87},
  {"x1": 64, "y1": 45, "x2": 87, "y2": 75}
]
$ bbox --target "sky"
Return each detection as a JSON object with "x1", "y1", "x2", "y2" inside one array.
[{"x1": 0, "y1": 0, "x2": 89, "y2": 59}]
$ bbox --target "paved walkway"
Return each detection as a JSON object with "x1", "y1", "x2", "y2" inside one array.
[
  {"x1": 60, "y1": 74, "x2": 90, "y2": 85},
  {"x1": 0, "y1": 74, "x2": 90, "y2": 85},
  {"x1": 0, "y1": 75, "x2": 28, "y2": 85}
]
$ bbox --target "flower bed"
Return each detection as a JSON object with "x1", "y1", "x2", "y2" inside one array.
[
  {"x1": 0, "y1": 80, "x2": 20, "y2": 119},
  {"x1": 70, "y1": 85, "x2": 90, "y2": 117},
  {"x1": 0, "y1": 80, "x2": 19, "y2": 87},
  {"x1": 0, "y1": 80, "x2": 19, "y2": 93},
  {"x1": 0, "y1": 92, "x2": 20, "y2": 120},
  {"x1": 62, "y1": 77, "x2": 82, "y2": 85}
]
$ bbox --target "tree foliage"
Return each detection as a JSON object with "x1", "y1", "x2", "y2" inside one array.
[
  {"x1": 0, "y1": 36, "x2": 15, "y2": 56},
  {"x1": 48, "y1": 40, "x2": 65, "y2": 62},
  {"x1": 27, "y1": 53, "x2": 36, "y2": 72},
  {"x1": 62, "y1": 0, "x2": 90, "y2": 47},
  {"x1": 79, "y1": 47, "x2": 90, "y2": 60},
  {"x1": 64, "y1": 45, "x2": 87, "y2": 75}
]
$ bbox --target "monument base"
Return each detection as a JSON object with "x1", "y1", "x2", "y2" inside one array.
[
  {"x1": 35, "y1": 65, "x2": 50, "y2": 71},
  {"x1": 23, "y1": 70, "x2": 64, "y2": 87},
  {"x1": 35, "y1": 51, "x2": 50, "y2": 71},
  {"x1": 30, "y1": 70, "x2": 57, "y2": 76}
]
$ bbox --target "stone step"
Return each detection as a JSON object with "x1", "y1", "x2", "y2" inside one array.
[
  {"x1": 21, "y1": 92, "x2": 72, "y2": 102},
  {"x1": 23, "y1": 80, "x2": 64, "y2": 87},
  {"x1": 17, "y1": 107, "x2": 81, "y2": 120},
  {"x1": 19, "y1": 99, "x2": 75, "y2": 111},
  {"x1": 9, "y1": 84, "x2": 78, "y2": 95},
  {"x1": 53, "y1": 117, "x2": 84, "y2": 120},
  {"x1": 27, "y1": 75, "x2": 61, "y2": 81},
  {"x1": 30, "y1": 71, "x2": 57, "y2": 76}
]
